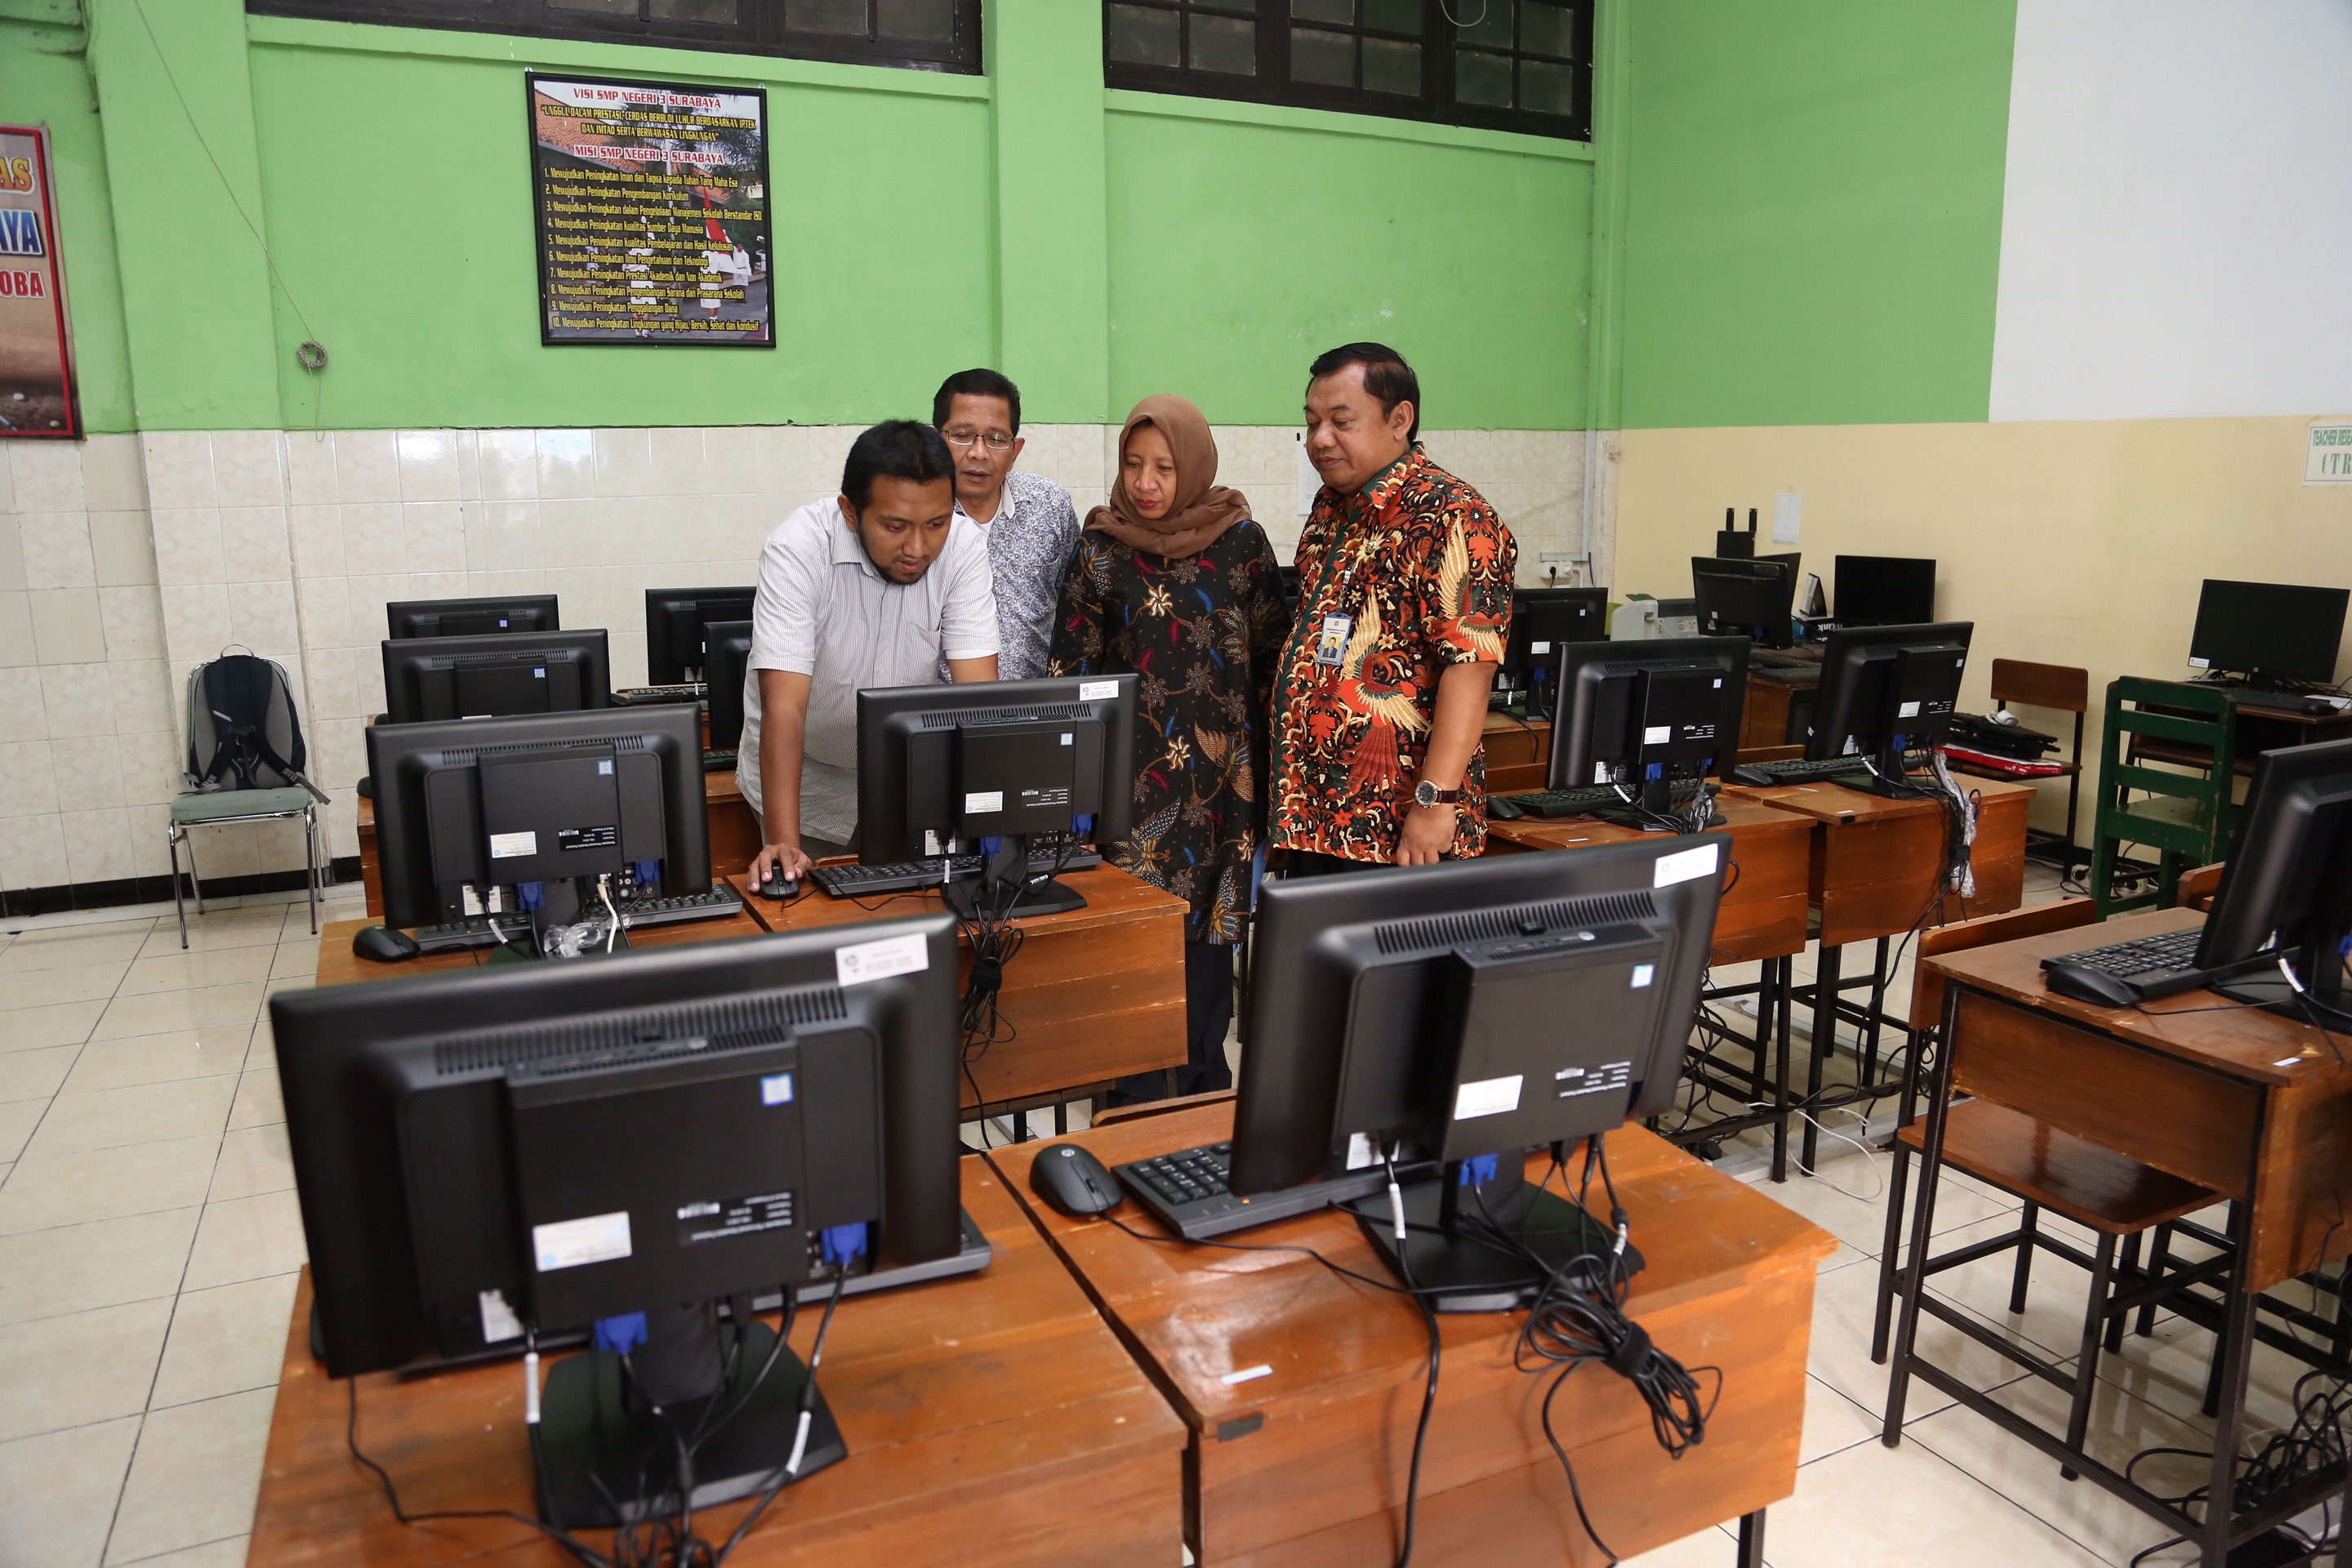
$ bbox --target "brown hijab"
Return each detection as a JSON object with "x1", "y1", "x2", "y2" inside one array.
[{"x1": 1084, "y1": 394, "x2": 1252, "y2": 560}]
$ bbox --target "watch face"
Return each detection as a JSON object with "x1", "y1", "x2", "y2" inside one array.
[{"x1": 1416, "y1": 782, "x2": 1437, "y2": 806}]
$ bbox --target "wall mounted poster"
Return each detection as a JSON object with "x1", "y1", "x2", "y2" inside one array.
[
  {"x1": 528, "y1": 74, "x2": 773, "y2": 348},
  {"x1": 0, "y1": 123, "x2": 80, "y2": 438}
]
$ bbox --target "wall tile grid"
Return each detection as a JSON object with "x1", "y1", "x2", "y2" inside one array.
[{"x1": 2, "y1": 426, "x2": 1592, "y2": 892}]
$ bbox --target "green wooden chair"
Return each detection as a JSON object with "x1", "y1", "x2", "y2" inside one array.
[{"x1": 2087, "y1": 679, "x2": 2238, "y2": 917}]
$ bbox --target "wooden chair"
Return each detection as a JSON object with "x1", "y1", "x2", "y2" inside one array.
[
  {"x1": 1871, "y1": 899, "x2": 2229, "y2": 1469},
  {"x1": 2088, "y1": 679, "x2": 2238, "y2": 917},
  {"x1": 2175, "y1": 861, "x2": 2225, "y2": 911},
  {"x1": 1090, "y1": 1089, "x2": 1236, "y2": 1129},
  {"x1": 1949, "y1": 659, "x2": 2089, "y2": 869}
]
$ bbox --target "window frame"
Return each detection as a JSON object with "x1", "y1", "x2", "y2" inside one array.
[
  {"x1": 245, "y1": 0, "x2": 984, "y2": 76},
  {"x1": 1102, "y1": 0, "x2": 1592, "y2": 142}
]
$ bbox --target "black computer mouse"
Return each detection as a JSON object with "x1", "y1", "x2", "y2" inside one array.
[
  {"x1": 1488, "y1": 795, "x2": 1526, "y2": 821},
  {"x1": 1729, "y1": 765, "x2": 1779, "y2": 787},
  {"x1": 1031, "y1": 1143, "x2": 1124, "y2": 1218},
  {"x1": 2042, "y1": 962, "x2": 2139, "y2": 1009},
  {"x1": 757, "y1": 863, "x2": 808, "y2": 902},
  {"x1": 352, "y1": 924, "x2": 419, "y2": 963},
  {"x1": 354, "y1": 774, "x2": 374, "y2": 800}
]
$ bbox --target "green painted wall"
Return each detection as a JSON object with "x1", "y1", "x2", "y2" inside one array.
[
  {"x1": 1, "y1": 9, "x2": 136, "y2": 432},
  {"x1": 1104, "y1": 96, "x2": 1593, "y2": 429},
  {"x1": 1615, "y1": 0, "x2": 2017, "y2": 431}
]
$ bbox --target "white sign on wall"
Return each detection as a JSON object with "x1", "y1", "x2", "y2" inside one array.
[{"x1": 2308, "y1": 421, "x2": 2352, "y2": 483}]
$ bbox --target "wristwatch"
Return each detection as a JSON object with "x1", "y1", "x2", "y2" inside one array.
[{"x1": 1414, "y1": 780, "x2": 1463, "y2": 808}]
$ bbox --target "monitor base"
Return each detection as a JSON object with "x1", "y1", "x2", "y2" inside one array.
[
  {"x1": 537, "y1": 1321, "x2": 844, "y2": 1529},
  {"x1": 942, "y1": 874, "x2": 1088, "y2": 921},
  {"x1": 1829, "y1": 769, "x2": 1931, "y2": 800},
  {"x1": 1361, "y1": 1170, "x2": 1644, "y2": 1314},
  {"x1": 2209, "y1": 972, "x2": 2352, "y2": 1026}
]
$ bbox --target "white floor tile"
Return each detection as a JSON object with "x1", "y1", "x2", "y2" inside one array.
[
  {"x1": 1766, "y1": 1435, "x2": 2113, "y2": 1567},
  {"x1": 23, "y1": 1078, "x2": 238, "y2": 1161},
  {"x1": 105, "y1": 1388, "x2": 276, "y2": 1566},
  {"x1": 182, "y1": 1192, "x2": 305, "y2": 1292},
  {"x1": 0, "y1": 1416, "x2": 141, "y2": 1568},
  {"x1": 91, "y1": 987, "x2": 267, "y2": 1044},
  {"x1": 0, "y1": 1297, "x2": 173, "y2": 1443},
  {"x1": 0, "y1": 1136, "x2": 222, "y2": 1234},
  {"x1": 0, "y1": 1000, "x2": 107, "y2": 1050},
  {"x1": 150, "y1": 1274, "x2": 297, "y2": 1410},
  {"x1": 60, "y1": 1031, "x2": 251, "y2": 1094},
  {"x1": 207, "y1": 1125, "x2": 292, "y2": 1204},
  {"x1": 0, "y1": 1044, "x2": 84, "y2": 1104},
  {"x1": 0, "y1": 1208, "x2": 200, "y2": 1327}
]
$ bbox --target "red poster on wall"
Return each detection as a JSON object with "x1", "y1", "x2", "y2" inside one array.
[{"x1": 0, "y1": 124, "x2": 79, "y2": 439}]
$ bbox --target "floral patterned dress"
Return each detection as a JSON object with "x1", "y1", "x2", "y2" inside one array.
[{"x1": 1047, "y1": 519, "x2": 1291, "y2": 944}]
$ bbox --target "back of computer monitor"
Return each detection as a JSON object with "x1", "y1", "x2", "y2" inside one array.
[
  {"x1": 2197, "y1": 737, "x2": 2352, "y2": 989},
  {"x1": 644, "y1": 586, "x2": 757, "y2": 687},
  {"x1": 381, "y1": 629, "x2": 612, "y2": 724},
  {"x1": 1547, "y1": 637, "x2": 1750, "y2": 791},
  {"x1": 855, "y1": 676, "x2": 1139, "y2": 862},
  {"x1": 386, "y1": 595, "x2": 559, "y2": 641},
  {"x1": 1833, "y1": 555, "x2": 1936, "y2": 627},
  {"x1": 1806, "y1": 621, "x2": 1973, "y2": 764},
  {"x1": 1691, "y1": 556, "x2": 1795, "y2": 647},
  {"x1": 705, "y1": 620, "x2": 754, "y2": 752},
  {"x1": 366, "y1": 704, "x2": 708, "y2": 928},
  {"x1": 1505, "y1": 587, "x2": 1608, "y2": 672},
  {"x1": 2187, "y1": 579, "x2": 2351, "y2": 687}
]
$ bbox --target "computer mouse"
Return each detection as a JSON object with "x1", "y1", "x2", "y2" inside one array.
[
  {"x1": 1729, "y1": 765, "x2": 1779, "y2": 787},
  {"x1": 354, "y1": 774, "x2": 374, "y2": 800},
  {"x1": 2042, "y1": 962, "x2": 2139, "y2": 1009},
  {"x1": 352, "y1": 924, "x2": 419, "y2": 963},
  {"x1": 1030, "y1": 1143, "x2": 1124, "y2": 1218},
  {"x1": 757, "y1": 863, "x2": 808, "y2": 902},
  {"x1": 1488, "y1": 795, "x2": 1526, "y2": 821}
]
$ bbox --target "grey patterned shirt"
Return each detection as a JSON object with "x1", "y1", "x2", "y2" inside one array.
[{"x1": 956, "y1": 469, "x2": 1080, "y2": 683}]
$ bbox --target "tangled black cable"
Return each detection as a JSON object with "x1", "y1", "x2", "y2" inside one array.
[{"x1": 2124, "y1": 1368, "x2": 2352, "y2": 1566}]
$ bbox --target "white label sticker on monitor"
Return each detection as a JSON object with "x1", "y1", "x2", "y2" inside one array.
[
  {"x1": 1594, "y1": 764, "x2": 1610, "y2": 784},
  {"x1": 489, "y1": 831, "x2": 537, "y2": 860},
  {"x1": 964, "y1": 791, "x2": 1003, "y2": 814},
  {"x1": 1531, "y1": 640, "x2": 1552, "y2": 654},
  {"x1": 1655, "y1": 841, "x2": 1719, "y2": 888},
  {"x1": 1898, "y1": 701, "x2": 1922, "y2": 719},
  {"x1": 1346, "y1": 1132, "x2": 1377, "y2": 1170},
  {"x1": 1642, "y1": 725, "x2": 1673, "y2": 746},
  {"x1": 2189, "y1": 657, "x2": 2210, "y2": 669},
  {"x1": 1454, "y1": 1075, "x2": 1523, "y2": 1120},
  {"x1": 836, "y1": 931, "x2": 929, "y2": 987},
  {"x1": 1079, "y1": 680, "x2": 1118, "y2": 702},
  {"x1": 479, "y1": 1289, "x2": 523, "y2": 1343},
  {"x1": 533, "y1": 1210, "x2": 632, "y2": 1272}
]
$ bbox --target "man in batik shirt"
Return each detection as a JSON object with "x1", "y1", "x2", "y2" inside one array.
[{"x1": 1270, "y1": 343, "x2": 1516, "y2": 872}]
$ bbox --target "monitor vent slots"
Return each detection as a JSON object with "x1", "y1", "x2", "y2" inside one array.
[
  {"x1": 918, "y1": 702, "x2": 1085, "y2": 728},
  {"x1": 1372, "y1": 890, "x2": 1659, "y2": 956},
  {"x1": 429, "y1": 985, "x2": 848, "y2": 1076}
]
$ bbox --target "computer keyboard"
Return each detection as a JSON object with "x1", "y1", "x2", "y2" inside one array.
[
  {"x1": 615, "y1": 683, "x2": 706, "y2": 706},
  {"x1": 2038, "y1": 927, "x2": 2221, "y2": 1004},
  {"x1": 702, "y1": 748, "x2": 738, "y2": 773},
  {"x1": 613, "y1": 881, "x2": 743, "y2": 929},
  {"x1": 1114, "y1": 1141, "x2": 1395, "y2": 1241},
  {"x1": 1736, "y1": 756, "x2": 1876, "y2": 784},
  {"x1": 812, "y1": 844, "x2": 1103, "y2": 898},
  {"x1": 411, "y1": 914, "x2": 519, "y2": 954},
  {"x1": 1501, "y1": 778, "x2": 1709, "y2": 820}
]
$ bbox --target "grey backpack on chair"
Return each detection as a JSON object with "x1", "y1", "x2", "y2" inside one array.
[{"x1": 184, "y1": 652, "x2": 323, "y2": 797}]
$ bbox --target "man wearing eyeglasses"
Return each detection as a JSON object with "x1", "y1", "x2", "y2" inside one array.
[{"x1": 932, "y1": 368, "x2": 1079, "y2": 681}]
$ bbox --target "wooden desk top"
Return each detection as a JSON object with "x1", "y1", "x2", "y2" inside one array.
[
  {"x1": 316, "y1": 906, "x2": 771, "y2": 987},
  {"x1": 1486, "y1": 791, "x2": 1813, "y2": 853},
  {"x1": 1722, "y1": 770, "x2": 2038, "y2": 826},
  {"x1": 990, "y1": 1106, "x2": 1836, "y2": 1562},
  {"x1": 1925, "y1": 906, "x2": 2341, "y2": 1091},
  {"x1": 728, "y1": 862, "x2": 1187, "y2": 939},
  {"x1": 249, "y1": 1160, "x2": 1185, "y2": 1566}
]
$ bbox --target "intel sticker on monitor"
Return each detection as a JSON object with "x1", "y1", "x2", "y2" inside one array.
[{"x1": 760, "y1": 1071, "x2": 794, "y2": 1105}]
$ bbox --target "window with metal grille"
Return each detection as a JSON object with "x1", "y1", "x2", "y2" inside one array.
[
  {"x1": 247, "y1": 0, "x2": 982, "y2": 74},
  {"x1": 1104, "y1": 0, "x2": 1590, "y2": 140}
]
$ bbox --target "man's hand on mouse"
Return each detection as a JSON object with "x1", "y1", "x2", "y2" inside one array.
[{"x1": 751, "y1": 842, "x2": 811, "y2": 888}]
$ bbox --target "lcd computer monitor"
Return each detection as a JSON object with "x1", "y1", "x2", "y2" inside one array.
[
  {"x1": 645, "y1": 586, "x2": 758, "y2": 687},
  {"x1": 856, "y1": 675, "x2": 1139, "y2": 918},
  {"x1": 381, "y1": 630, "x2": 611, "y2": 725},
  {"x1": 386, "y1": 595, "x2": 559, "y2": 640},
  {"x1": 2187, "y1": 579, "x2": 2350, "y2": 689},
  {"x1": 1229, "y1": 838, "x2": 1724, "y2": 1309},
  {"x1": 705, "y1": 619, "x2": 754, "y2": 756},
  {"x1": 2198, "y1": 737, "x2": 2352, "y2": 1018},
  {"x1": 1806, "y1": 621, "x2": 1975, "y2": 797},
  {"x1": 366, "y1": 705, "x2": 710, "y2": 937},
  {"x1": 1691, "y1": 556, "x2": 1796, "y2": 649},
  {"x1": 1546, "y1": 637, "x2": 1751, "y2": 822},
  {"x1": 1500, "y1": 586, "x2": 1607, "y2": 718},
  {"x1": 1833, "y1": 556, "x2": 1936, "y2": 627},
  {"x1": 272, "y1": 912, "x2": 966, "y2": 1522}
]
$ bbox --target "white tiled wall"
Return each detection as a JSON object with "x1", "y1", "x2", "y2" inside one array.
[{"x1": 2, "y1": 425, "x2": 1595, "y2": 896}]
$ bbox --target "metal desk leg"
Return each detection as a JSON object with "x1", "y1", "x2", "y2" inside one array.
[
  {"x1": 1803, "y1": 943, "x2": 1844, "y2": 1172},
  {"x1": 1860, "y1": 935, "x2": 1892, "y2": 1084},
  {"x1": 1883, "y1": 978, "x2": 1964, "y2": 1444},
  {"x1": 2198, "y1": 1204, "x2": 2260, "y2": 1567},
  {"x1": 1736, "y1": 1509, "x2": 1766, "y2": 1568},
  {"x1": 1771, "y1": 958, "x2": 1794, "y2": 1184}
]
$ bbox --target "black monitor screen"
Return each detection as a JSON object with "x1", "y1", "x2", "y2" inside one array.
[
  {"x1": 645, "y1": 587, "x2": 757, "y2": 687},
  {"x1": 705, "y1": 620, "x2": 753, "y2": 753},
  {"x1": 1833, "y1": 556, "x2": 1936, "y2": 626},
  {"x1": 381, "y1": 630, "x2": 610, "y2": 725},
  {"x1": 2188, "y1": 579, "x2": 2350, "y2": 686}
]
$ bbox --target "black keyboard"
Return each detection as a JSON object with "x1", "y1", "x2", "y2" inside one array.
[
  {"x1": 1503, "y1": 778, "x2": 1708, "y2": 820},
  {"x1": 411, "y1": 914, "x2": 521, "y2": 953},
  {"x1": 1740, "y1": 756, "x2": 1877, "y2": 783},
  {"x1": 702, "y1": 748, "x2": 738, "y2": 773},
  {"x1": 617, "y1": 684, "x2": 706, "y2": 706},
  {"x1": 812, "y1": 845, "x2": 1102, "y2": 898},
  {"x1": 1115, "y1": 1141, "x2": 1394, "y2": 1241},
  {"x1": 613, "y1": 881, "x2": 743, "y2": 929},
  {"x1": 2038, "y1": 927, "x2": 2218, "y2": 1004}
]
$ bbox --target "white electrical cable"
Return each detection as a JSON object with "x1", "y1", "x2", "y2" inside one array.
[
  {"x1": 524, "y1": 1349, "x2": 541, "y2": 1426},
  {"x1": 598, "y1": 875, "x2": 620, "y2": 955}
]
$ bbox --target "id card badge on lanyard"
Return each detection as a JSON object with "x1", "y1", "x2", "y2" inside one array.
[{"x1": 1312, "y1": 553, "x2": 1364, "y2": 667}]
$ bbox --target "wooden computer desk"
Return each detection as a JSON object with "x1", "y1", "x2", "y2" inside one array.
[
  {"x1": 2132, "y1": 684, "x2": 2352, "y2": 778},
  {"x1": 352, "y1": 771, "x2": 764, "y2": 920},
  {"x1": 727, "y1": 866, "x2": 1188, "y2": 1126},
  {"x1": 1486, "y1": 795, "x2": 1815, "y2": 1178},
  {"x1": 244, "y1": 1158, "x2": 1187, "y2": 1567},
  {"x1": 315, "y1": 907, "x2": 769, "y2": 987},
  {"x1": 1886, "y1": 906, "x2": 2352, "y2": 1568},
  {"x1": 991, "y1": 1103, "x2": 1836, "y2": 1566},
  {"x1": 1482, "y1": 709, "x2": 1550, "y2": 795}
]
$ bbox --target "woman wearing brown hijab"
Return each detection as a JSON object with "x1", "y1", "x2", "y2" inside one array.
[{"x1": 1047, "y1": 395, "x2": 1292, "y2": 1103}]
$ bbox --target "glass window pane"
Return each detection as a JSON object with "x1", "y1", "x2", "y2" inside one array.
[
  {"x1": 1520, "y1": 1, "x2": 1573, "y2": 57},
  {"x1": 786, "y1": 0, "x2": 867, "y2": 32},
  {"x1": 1363, "y1": 0, "x2": 1419, "y2": 32},
  {"x1": 1107, "y1": 3, "x2": 1181, "y2": 65},
  {"x1": 877, "y1": 0, "x2": 954, "y2": 40},
  {"x1": 1361, "y1": 36, "x2": 1419, "y2": 95},
  {"x1": 1455, "y1": 0, "x2": 1512, "y2": 48},
  {"x1": 1519, "y1": 56, "x2": 1575, "y2": 116},
  {"x1": 1190, "y1": 12, "x2": 1257, "y2": 75},
  {"x1": 1289, "y1": 25, "x2": 1353, "y2": 87},
  {"x1": 650, "y1": 0, "x2": 737, "y2": 19},
  {"x1": 1291, "y1": 0, "x2": 1353, "y2": 21},
  {"x1": 1454, "y1": 47, "x2": 1512, "y2": 105},
  {"x1": 547, "y1": 0, "x2": 635, "y2": 13}
]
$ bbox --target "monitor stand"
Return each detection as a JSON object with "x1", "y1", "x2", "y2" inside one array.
[
  {"x1": 941, "y1": 834, "x2": 1089, "y2": 920},
  {"x1": 2210, "y1": 931, "x2": 2350, "y2": 1024},
  {"x1": 1831, "y1": 753, "x2": 1931, "y2": 800},
  {"x1": 537, "y1": 1301, "x2": 845, "y2": 1528},
  {"x1": 487, "y1": 876, "x2": 633, "y2": 962},
  {"x1": 1361, "y1": 1157, "x2": 1643, "y2": 1314}
]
